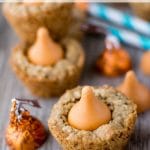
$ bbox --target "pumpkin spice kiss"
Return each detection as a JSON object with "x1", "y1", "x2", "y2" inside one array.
[
  {"x1": 117, "y1": 70, "x2": 150, "y2": 113},
  {"x1": 140, "y1": 51, "x2": 150, "y2": 75},
  {"x1": 68, "y1": 86, "x2": 111, "y2": 130},
  {"x1": 28, "y1": 27, "x2": 64, "y2": 66},
  {"x1": 5, "y1": 98, "x2": 47, "y2": 150},
  {"x1": 96, "y1": 35, "x2": 132, "y2": 77}
]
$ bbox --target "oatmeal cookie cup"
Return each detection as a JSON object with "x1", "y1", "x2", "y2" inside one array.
[
  {"x1": 48, "y1": 86, "x2": 137, "y2": 150},
  {"x1": 11, "y1": 38, "x2": 85, "y2": 98},
  {"x1": 3, "y1": 3, "x2": 83, "y2": 43}
]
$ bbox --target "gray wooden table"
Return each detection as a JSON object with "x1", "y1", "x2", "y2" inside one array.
[{"x1": 0, "y1": 4, "x2": 150, "y2": 150}]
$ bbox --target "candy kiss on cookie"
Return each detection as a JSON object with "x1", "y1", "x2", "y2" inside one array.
[
  {"x1": 28, "y1": 27, "x2": 63, "y2": 66},
  {"x1": 68, "y1": 86, "x2": 111, "y2": 130}
]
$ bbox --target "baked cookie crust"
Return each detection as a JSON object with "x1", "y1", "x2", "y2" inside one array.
[
  {"x1": 3, "y1": 3, "x2": 82, "y2": 43},
  {"x1": 48, "y1": 85, "x2": 137, "y2": 150},
  {"x1": 11, "y1": 38, "x2": 85, "y2": 97}
]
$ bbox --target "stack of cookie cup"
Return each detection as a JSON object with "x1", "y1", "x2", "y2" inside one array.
[{"x1": 3, "y1": 2, "x2": 85, "y2": 98}]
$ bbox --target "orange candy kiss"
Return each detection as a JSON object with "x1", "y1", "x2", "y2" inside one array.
[
  {"x1": 140, "y1": 51, "x2": 150, "y2": 75},
  {"x1": 68, "y1": 86, "x2": 111, "y2": 130},
  {"x1": 96, "y1": 36, "x2": 132, "y2": 77},
  {"x1": 117, "y1": 70, "x2": 150, "y2": 113},
  {"x1": 74, "y1": 2, "x2": 88, "y2": 12},
  {"x1": 28, "y1": 27, "x2": 63, "y2": 66}
]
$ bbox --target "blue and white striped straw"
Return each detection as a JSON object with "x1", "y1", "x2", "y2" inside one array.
[
  {"x1": 88, "y1": 3, "x2": 150, "y2": 37},
  {"x1": 88, "y1": 18, "x2": 150, "y2": 50}
]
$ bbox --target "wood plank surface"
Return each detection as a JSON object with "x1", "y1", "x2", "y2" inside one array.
[{"x1": 0, "y1": 4, "x2": 150, "y2": 150}]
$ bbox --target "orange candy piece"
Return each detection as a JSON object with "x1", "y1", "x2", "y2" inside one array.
[
  {"x1": 74, "y1": 2, "x2": 88, "y2": 12},
  {"x1": 117, "y1": 70, "x2": 150, "y2": 113},
  {"x1": 96, "y1": 36, "x2": 132, "y2": 77},
  {"x1": 68, "y1": 86, "x2": 111, "y2": 130},
  {"x1": 28, "y1": 27, "x2": 63, "y2": 66},
  {"x1": 140, "y1": 51, "x2": 150, "y2": 75}
]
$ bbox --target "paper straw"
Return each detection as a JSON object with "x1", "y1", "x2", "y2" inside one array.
[
  {"x1": 87, "y1": 18, "x2": 150, "y2": 50},
  {"x1": 88, "y1": 3, "x2": 150, "y2": 37}
]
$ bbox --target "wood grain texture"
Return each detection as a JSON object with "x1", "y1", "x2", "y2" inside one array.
[{"x1": 0, "y1": 5, "x2": 150, "y2": 150}]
